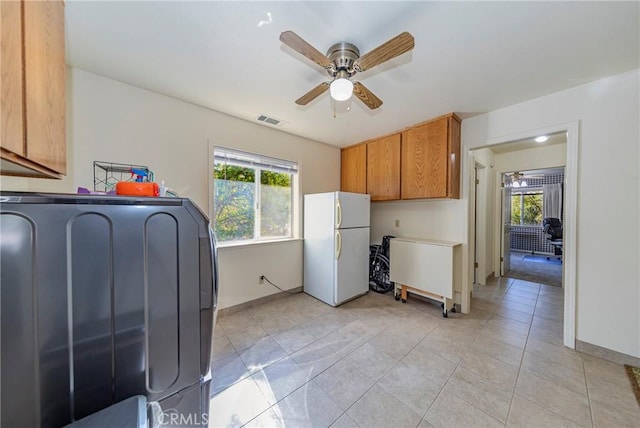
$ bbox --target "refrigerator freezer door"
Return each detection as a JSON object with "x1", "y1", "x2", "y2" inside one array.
[
  {"x1": 303, "y1": 192, "x2": 336, "y2": 305},
  {"x1": 335, "y1": 192, "x2": 370, "y2": 229},
  {"x1": 334, "y1": 227, "x2": 370, "y2": 305}
]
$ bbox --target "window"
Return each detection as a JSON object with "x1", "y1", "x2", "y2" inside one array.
[
  {"x1": 213, "y1": 147, "x2": 297, "y2": 243},
  {"x1": 511, "y1": 190, "x2": 543, "y2": 225}
]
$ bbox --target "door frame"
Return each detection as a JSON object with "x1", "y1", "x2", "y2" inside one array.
[
  {"x1": 500, "y1": 173, "x2": 512, "y2": 276},
  {"x1": 480, "y1": 121, "x2": 578, "y2": 349}
]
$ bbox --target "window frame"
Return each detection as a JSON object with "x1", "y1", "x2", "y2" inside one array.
[{"x1": 209, "y1": 145, "x2": 299, "y2": 245}]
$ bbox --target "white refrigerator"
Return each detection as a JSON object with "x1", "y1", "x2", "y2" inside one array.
[{"x1": 303, "y1": 191, "x2": 370, "y2": 306}]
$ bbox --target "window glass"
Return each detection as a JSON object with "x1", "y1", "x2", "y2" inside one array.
[
  {"x1": 260, "y1": 170, "x2": 292, "y2": 238},
  {"x1": 214, "y1": 164, "x2": 255, "y2": 241},
  {"x1": 213, "y1": 148, "x2": 297, "y2": 243},
  {"x1": 511, "y1": 194, "x2": 522, "y2": 225},
  {"x1": 522, "y1": 193, "x2": 543, "y2": 225},
  {"x1": 511, "y1": 191, "x2": 543, "y2": 225}
]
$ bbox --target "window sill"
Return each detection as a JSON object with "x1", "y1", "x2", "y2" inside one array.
[{"x1": 216, "y1": 237, "x2": 302, "y2": 250}]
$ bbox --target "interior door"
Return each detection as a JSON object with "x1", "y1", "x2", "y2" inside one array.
[{"x1": 501, "y1": 175, "x2": 512, "y2": 275}]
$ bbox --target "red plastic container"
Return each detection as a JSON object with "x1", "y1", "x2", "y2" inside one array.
[{"x1": 115, "y1": 181, "x2": 159, "y2": 197}]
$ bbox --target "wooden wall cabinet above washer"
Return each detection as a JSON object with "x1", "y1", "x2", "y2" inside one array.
[{"x1": 1, "y1": 0, "x2": 66, "y2": 178}]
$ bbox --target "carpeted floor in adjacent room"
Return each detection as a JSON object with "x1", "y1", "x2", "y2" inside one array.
[{"x1": 506, "y1": 251, "x2": 562, "y2": 287}]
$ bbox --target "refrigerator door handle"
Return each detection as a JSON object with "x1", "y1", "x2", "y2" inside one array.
[
  {"x1": 335, "y1": 198, "x2": 342, "y2": 229},
  {"x1": 335, "y1": 230, "x2": 342, "y2": 260}
]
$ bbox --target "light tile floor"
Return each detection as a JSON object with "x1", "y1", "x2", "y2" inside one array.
[{"x1": 209, "y1": 278, "x2": 640, "y2": 427}]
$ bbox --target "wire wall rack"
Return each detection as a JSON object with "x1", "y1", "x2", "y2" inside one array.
[{"x1": 93, "y1": 161, "x2": 154, "y2": 193}]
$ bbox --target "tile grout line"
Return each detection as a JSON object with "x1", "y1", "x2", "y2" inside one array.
[
  {"x1": 216, "y1": 283, "x2": 581, "y2": 428},
  {"x1": 581, "y1": 355, "x2": 596, "y2": 427},
  {"x1": 321, "y1": 305, "x2": 446, "y2": 427},
  {"x1": 505, "y1": 281, "x2": 588, "y2": 427},
  {"x1": 241, "y1": 298, "x2": 420, "y2": 427},
  {"x1": 237, "y1": 305, "x2": 371, "y2": 427},
  {"x1": 415, "y1": 279, "x2": 510, "y2": 427},
  {"x1": 503, "y1": 279, "x2": 537, "y2": 427}
]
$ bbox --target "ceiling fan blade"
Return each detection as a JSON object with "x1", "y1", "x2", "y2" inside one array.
[
  {"x1": 355, "y1": 32, "x2": 415, "y2": 72},
  {"x1": 280, "y1": 31, "x2": 332, "y2": 69},
  {"x1": 353, "y1": 82, "x2": 383, "y2": 109},
  {"x1": 295, "y1": 82, "x2": 330, "y2": 105}
]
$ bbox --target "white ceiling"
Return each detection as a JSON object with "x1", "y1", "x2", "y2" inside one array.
[{"x1": 65, "y1": 1, "x2": 639, "y2": 148}]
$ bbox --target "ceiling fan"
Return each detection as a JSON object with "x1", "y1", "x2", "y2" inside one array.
[
  {"x1": 279, "y1": 30, "x2": 415, "y2": 110},
  {"x1": 507, "y1": 171, "x2": 544, "y2": 188}
]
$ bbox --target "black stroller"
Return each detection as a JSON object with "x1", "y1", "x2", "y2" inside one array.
[{"x1": 369, "y1": 235, "x2": 394, "y2": 293}]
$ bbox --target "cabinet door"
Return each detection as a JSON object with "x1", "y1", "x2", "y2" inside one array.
[
  {"x1": 340, "y1": 144, "x2": 366, "y2": 193},
  {"x1": 401, "y1": 117, "x2": 448, "y2": 199},
  {"x1": 1, "y1": 0, "x2": 24, "y2": 156},
  {"x1": 24, "y1": 0, "x2": 66, "y2": 174},
  {"x1": 367, "y1": 133, "x2": 400, "y2": 201}
]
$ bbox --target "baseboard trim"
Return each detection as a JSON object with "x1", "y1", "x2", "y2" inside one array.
[
  {"x1": 576, "y1": 339, "x2": 640, "y2": 367},
  {"x1": 217, "y1": 287, "x2": 304, "y2": 318}
]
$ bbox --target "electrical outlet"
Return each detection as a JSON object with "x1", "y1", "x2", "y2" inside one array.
[
  {"x1": 395, "y1": 219, "x2": 400, "y2": 228},
  {"x1": 258, "y1": 275, "x2": 265, "y2": 284}
]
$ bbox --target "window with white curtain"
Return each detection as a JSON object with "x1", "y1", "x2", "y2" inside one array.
[{"x1": 212, "y1": 147, "x2": 298, "y2": 243}]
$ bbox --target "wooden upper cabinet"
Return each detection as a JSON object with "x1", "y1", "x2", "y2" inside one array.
[
  {"x1": 1, "y1": 0, "x2": 24, "y2": 157},
  {"x1": 401, "y1": 113, "x2": 461, "y2": 199},
  {"x1": 1, "y1": 0, "x2": 66, "y2": 178},
  {"x1": 340, "y1": 144, "x2": 367, "y2": 193},
  {"x1": 366, "y1": 133, "x2": 400, "y2": 201}
]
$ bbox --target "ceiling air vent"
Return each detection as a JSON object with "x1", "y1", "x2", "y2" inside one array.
[{"x1": 256, "y1": 114, "x2": 282, "y2": 126}]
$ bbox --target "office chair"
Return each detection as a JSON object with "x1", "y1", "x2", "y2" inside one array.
[{"x1": 543, "y1": 217, "x2": 563, "y2": 260}]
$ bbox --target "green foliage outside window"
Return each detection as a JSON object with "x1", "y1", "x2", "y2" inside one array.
[
  {"x1": 214, "y1": 163, "x2": 292, "y2": 241},
  {"x1": 511, "y1": 192, "x2": 543, "y2": 225},
  {"x1": 511, "y1": 194, "x2": 522, "y2": 224}
]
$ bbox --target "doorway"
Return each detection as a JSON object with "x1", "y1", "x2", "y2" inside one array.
[
  {"x1": 467, "y1": 122, "x2": 578, "y2": 349},
  {"x1": 500, "y1": 167, "x2": 565, "y2": 287}
]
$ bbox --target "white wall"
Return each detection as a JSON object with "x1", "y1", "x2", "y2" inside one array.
[
  {"x1": 1, "y1": 68, "x2": 340, "y2": 310},
  {"x1": 371, "y1": 199, "x2": 465, "y2": 244},
  {"x1": 463, "y1": 69, "x2": 639, "y2": 358}
]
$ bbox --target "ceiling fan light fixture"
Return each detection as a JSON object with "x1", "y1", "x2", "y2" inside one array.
[
  {"x1": 535, "y1": 135, "x2": 549, "y2": 143},
  {"x1": 330, "y1": 75, "x2": 353, "y2": 101},
  {"x1": 280, "y1": 30, "x2": 414, "y2": 109}
]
